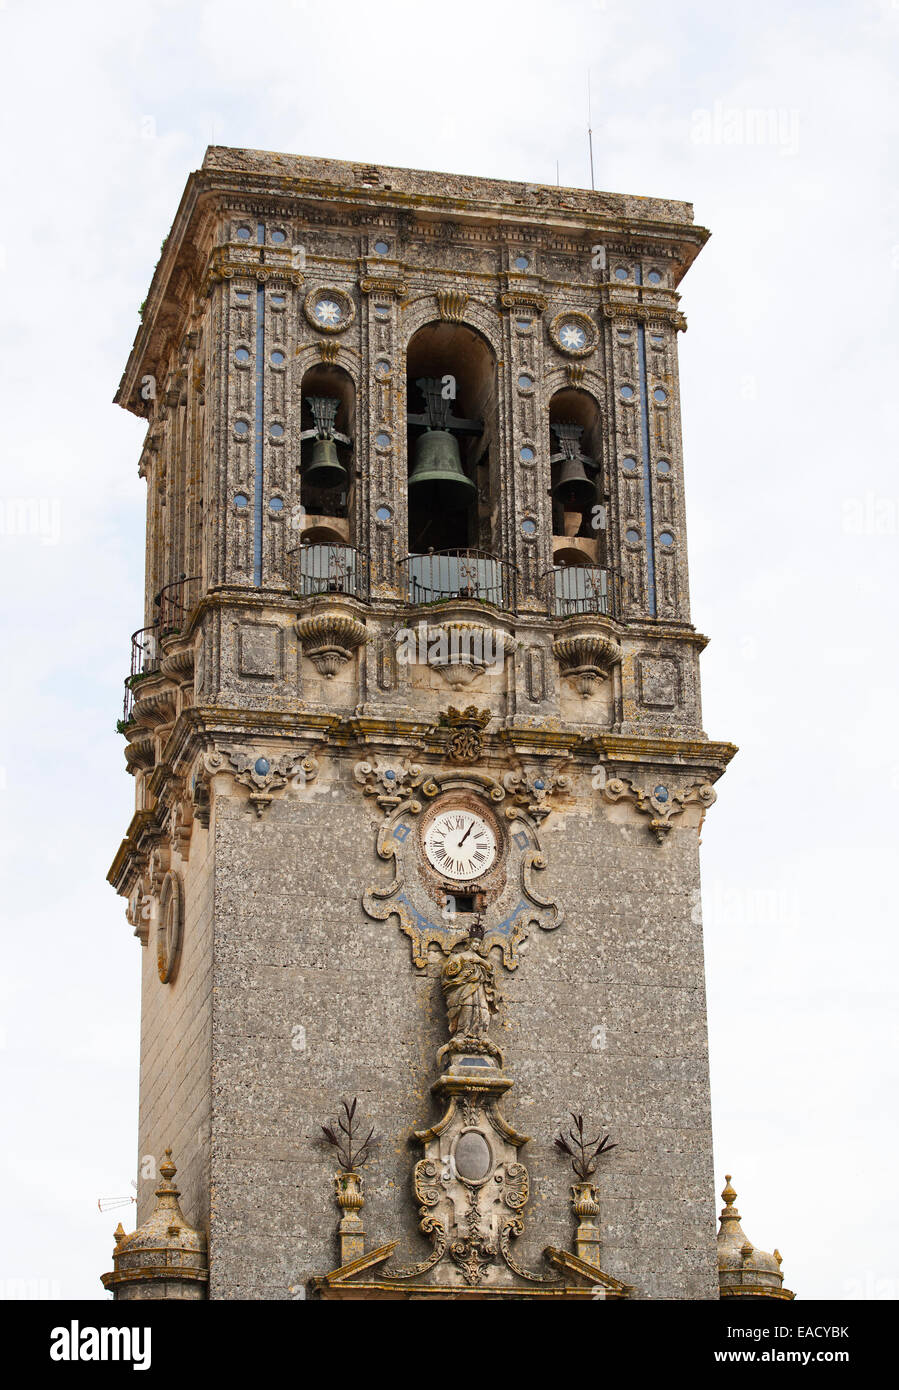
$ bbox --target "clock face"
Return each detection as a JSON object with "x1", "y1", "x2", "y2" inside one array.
[{"x1": 423, "y1": 808, "x2": 497, "y2": 882}]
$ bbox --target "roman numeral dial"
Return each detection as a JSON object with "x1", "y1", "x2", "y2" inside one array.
[{"x1": 422, "y1": 807, "x2": 497, "y2": 882}]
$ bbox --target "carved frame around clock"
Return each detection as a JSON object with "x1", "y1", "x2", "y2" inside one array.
[
  {"x1": 359, "y1": 767, "x2": 562, "y2": 970},
  {"x1": 418, "y1": 791, "x2": 506, "y2": 903}
]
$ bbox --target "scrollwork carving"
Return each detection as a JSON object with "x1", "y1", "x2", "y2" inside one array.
[{"x1": 601, "y1": 775, "x2": 716, "y2": 842}]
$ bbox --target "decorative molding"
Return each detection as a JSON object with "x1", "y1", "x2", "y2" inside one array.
[
  {"x1": 359, "y1": 274, "x2": 407, "y2": 298},
  {"x1": 303, "y1": 285, "x2": 356, "y2": 334},
  {"x1": 548, "y1": 309, "x2": 597, "y2": 358},
  {"x1": 502, "y1": 767, "x2": 570, "y2": 825},
  {"x1": 499, "y1": 289, "x2": 548, "y2": 313},
  {"x1": 601, "y1": 775, "x2": 716, "y2": 841},
  {"x1": 200, "y1": 246, "x2": 304, "y2": 297},
  {"x1": 353, "y1": 758, "x2": 438, "y2": 813},
  {"x1": 359, "y1": 769, "x2": 561, "y2": 970},
  {"x1": 601, "y1": 302, "x2": 687, "y2": 332}
]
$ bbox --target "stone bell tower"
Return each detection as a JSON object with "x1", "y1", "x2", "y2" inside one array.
[{"x1": 107, "y1": 146, "x2": 736, "y2": 1299}]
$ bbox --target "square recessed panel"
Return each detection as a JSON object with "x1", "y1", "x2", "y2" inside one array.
[
  {"x1": 238, "y1": 623, "x2": 282, "y2": 679},
  {"x1": 637, "y1": 656, "x2": 680, "y2": 709}
]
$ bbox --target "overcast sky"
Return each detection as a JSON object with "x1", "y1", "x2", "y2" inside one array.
[{"x1": 0, "y1": 0, "x2": 896, "y2": 1301}]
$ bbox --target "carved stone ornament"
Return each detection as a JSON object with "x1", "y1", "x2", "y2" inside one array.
[
  {"x1": 358, "y1": 766, "x2": 561, "y2": 969},
  {"x1": 425, "y1": 624, "x2": 515, "y2": 690},
  {"x1": 303, "y1": 285, "x2": 356, "y2": 334},
  {"x1": 310, "y1": 930, "x2": 631, "y2": 1300},
  {"x1": 601, "y1": 775, "x2": 716, "y2": 842},
  {"x1": 436, "y1": 289, "x2": 470, "y2": 322},
  {"x1": 502, "y1": 766, "x2": 570, "y2": 825},
  {"x1": 297, "y1": 612, "x2": 367, "y2": 678},
  {"x1": 439, "y1": 706, "x2": 492, "y2": 762},
  {"x1": 156, "y1": 870, "x2": 183, "y2": 984},
  {"x1": 548, "y1": 309, "x2": 597, "y2": 358},
  {"x1": 552, "y1": 631, "x2": 622, "y2": 697},
  {"x1": 204, "y1": 747, "x2": 319, "y2": 818}
]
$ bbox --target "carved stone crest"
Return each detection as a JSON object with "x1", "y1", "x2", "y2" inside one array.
[{"x1": 439, "y1": 706, "x2": 492, "y2": 763}]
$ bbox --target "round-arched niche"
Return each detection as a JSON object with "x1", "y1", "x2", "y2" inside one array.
[{"x1": 405, "y1": 321, "x2": 498, "y2": 556}]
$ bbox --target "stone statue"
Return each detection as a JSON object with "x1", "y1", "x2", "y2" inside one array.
[{"x1": 441, "y1": 935, "x2": 498, "y2": 1040}]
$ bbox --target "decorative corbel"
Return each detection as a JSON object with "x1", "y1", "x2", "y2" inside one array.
[
  {"x1": 436, "y1": 289, "x2": 470, "y2": 322},
  {"x1": 297, "y1": 612, "x2": 367, "y2": 678},
  {"x1": 552, "y1": 631, "x2": 621, "y2": 698},
  {"x1": 601, "y1": 776, "x2": 716, "y2": 842}
]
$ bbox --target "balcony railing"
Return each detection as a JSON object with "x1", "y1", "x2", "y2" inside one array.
[
  {"x1": 288, "y1": 543, "x2": 368, "y2": 600},
  {"x1": 121, "y1": 575, "x2": 200, "y2": 725},
  {"x1": 545, "y1": 564, "x2": 619, "y2": 619},
  {"x1": 154, "y1": 574, "x2": 201, "y2": 634},
  {"x1": 123, "y1": 627, "x2": 160, "y2": 722},
  {"x1": 400, "y1": 549, "x2": 516, "y2": 609}
]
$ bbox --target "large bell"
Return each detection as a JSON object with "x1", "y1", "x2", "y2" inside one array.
[
  {"x1": 552, "y1": 454, "x2": 595, "y2": 510},
  {"x1": 304, "y1": 437, "x2": 348, "y2": 491},
  {"x1": 408, "y1": 429, "x2": 477, "y2": 509}
]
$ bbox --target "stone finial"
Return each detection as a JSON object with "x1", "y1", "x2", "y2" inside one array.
[{"x1": 720, "y1": 1173, "x2": 741, "y2": 1223}]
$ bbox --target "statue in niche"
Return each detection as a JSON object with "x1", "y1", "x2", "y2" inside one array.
[{"x1": 440, "y1": 924, "x2": 499, "y2": 1043}]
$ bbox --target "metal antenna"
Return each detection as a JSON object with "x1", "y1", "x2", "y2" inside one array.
[{"x1": 587, "y1": 72, "x2": 595, "y2": 191}]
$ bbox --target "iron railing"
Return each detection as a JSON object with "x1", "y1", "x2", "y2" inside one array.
[
  {"x1": 288, "y1": 543, "x2": 368, "y2": 600},
  {"x1": 123, "y1": 627, "x2": 160, "y2": 722},
  {"x1": 400, "y1": 549, "x2": 516, "y2": 609},
  {"x1": 154, "y1": 574, "x2": 201, "y2": 634},
  {"x1": 122, "y1": 574, "x2": 201, "y2": 724},
  {"x1": 544, "y1": 564, "x2": 620, "y2": 619}
]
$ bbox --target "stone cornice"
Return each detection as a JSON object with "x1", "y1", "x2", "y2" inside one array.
[{"x1": 590, "y1": 733, "x2": 737, "y2": 776}]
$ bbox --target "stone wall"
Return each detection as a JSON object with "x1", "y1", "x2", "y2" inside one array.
[{"x1": 205, "y1": 753, "x2": 717, "y2": 1299}]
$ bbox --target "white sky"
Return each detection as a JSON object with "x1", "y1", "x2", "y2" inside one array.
[{"x1": 0, "y1": 0, "x2": 896, "y2": 1301}]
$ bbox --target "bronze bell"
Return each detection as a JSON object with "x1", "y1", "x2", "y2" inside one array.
[
  {"x1": 304, "y1": 437, "x2": 348, "y2": 491},
  {"x1": 408, "y1": 429, "x2": 476, "y2": 509},
  {"x1": 552, "y1": 453, "x2": 595, "y2": 510}
]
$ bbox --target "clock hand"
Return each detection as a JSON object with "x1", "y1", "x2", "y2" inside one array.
[{"x1": 459, "y1": 819, "x2": 474, "y2": 846}]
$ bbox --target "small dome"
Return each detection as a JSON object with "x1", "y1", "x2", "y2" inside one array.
[
  {"x1": 717, "y1": 1174, "x2": 794, "y2": 1299},
  {"x1": 101, "y1": 1149, "x2": 208, "y2": 1299}
]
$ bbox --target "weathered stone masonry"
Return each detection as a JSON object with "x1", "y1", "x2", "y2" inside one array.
[{"x1": 105, "y1": 146, "x2": 743, "y2": 1300}]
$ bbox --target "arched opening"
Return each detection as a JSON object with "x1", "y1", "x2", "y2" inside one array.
[
  {"x1": 547, "y1": 389, "x2": 615, "y2": 616},
  {"x1": 405, "y1": 322, "x2": 497, "y2": 555},
  {"x1": 299, "y1": 364, "x2": 355, "y2": 529},
  {"x1": 548, "y1": 388, "x2": 605, "y2": 549},
  {"x1": 294, "y1": 365, "x2": 360, "y2": 597}
]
